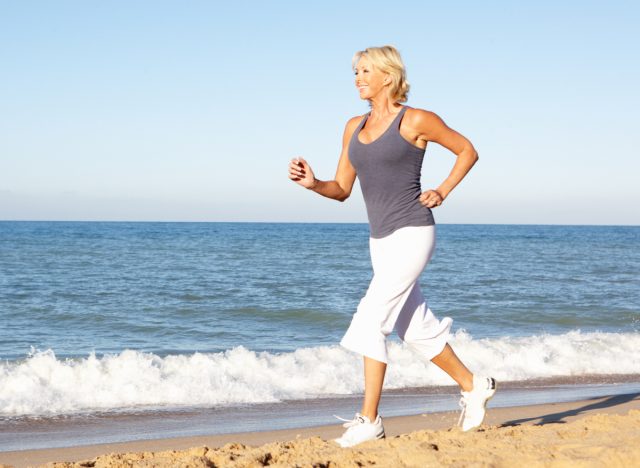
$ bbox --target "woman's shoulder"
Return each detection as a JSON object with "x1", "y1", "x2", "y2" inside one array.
[
  {"x1": 348, "y1": 112, "x2": 368, "y2": 124},
  {"x1": 338, "y1": 113, "x2": 368, "y2": 142},
  {"x1": 404, "y1": 105, "x2": 440, "y2": 121},
  {"x1": 344, "y1": 113, "x2": 368, "y2": 131},
  {"x1": 404, "y1": 106, "x2": 446, "y2": 130}
]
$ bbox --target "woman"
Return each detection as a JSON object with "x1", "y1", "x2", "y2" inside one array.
[{"x1": 288, "y1": 45, "x2": 496, "y2": 448}]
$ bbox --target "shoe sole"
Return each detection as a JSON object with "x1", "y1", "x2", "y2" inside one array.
[{"x1": 334, "y1": 430, "x2": 386, "y2": 448}]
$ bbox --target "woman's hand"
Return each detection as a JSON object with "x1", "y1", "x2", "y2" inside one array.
[
  {"x1": 288, "y1": 157, "x2": 318, "y2": 189},
  {"x1": 419, "y1": 189, "x2": 444, "y2": 208}
]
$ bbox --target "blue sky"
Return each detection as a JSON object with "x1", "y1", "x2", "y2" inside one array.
[{"x1": 1, "y1": 1, "x2": 638, "y2": 224}]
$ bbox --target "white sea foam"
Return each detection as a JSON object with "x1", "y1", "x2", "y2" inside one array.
[{"x1": 1, "y1": 330, "x2": 639, "y2": 417}]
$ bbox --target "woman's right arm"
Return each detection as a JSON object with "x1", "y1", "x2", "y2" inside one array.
[{"x1": 288, "y1": 116, "x2": 360, "y2": 202}]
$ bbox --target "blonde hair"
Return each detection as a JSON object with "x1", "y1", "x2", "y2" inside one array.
[{"x1": 352, "y1": 45, "x2": 410, "y2": 103}]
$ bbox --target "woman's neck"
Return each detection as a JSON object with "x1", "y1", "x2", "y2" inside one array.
[{"x1": 368, "y1": 97, "x2": 402, "y2": 117}]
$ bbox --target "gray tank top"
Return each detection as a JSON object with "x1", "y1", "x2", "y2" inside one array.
[{"x1": 349, "y1": 105, "x2": 435, "y2": 238}]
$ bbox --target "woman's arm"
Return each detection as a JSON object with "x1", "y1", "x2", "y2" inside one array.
[
  {"x1": 288, "y1": 116, "x2": 360, "y2": 202},
  {"x1": 410, "y1": 109, "x2": 479, "y2": 208}
]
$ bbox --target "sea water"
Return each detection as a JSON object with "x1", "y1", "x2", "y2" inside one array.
[{"x1": 0, "y1": 222, "x2": 639, "y2": 448}]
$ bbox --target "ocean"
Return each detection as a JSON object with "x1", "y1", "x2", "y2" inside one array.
[{"x1": 1, "y1": 221, "x2": 639, "y2": 450}]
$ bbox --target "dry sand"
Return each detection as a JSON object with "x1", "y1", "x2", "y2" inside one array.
[{"x1": 2, "y1": 392, "x2": 639, "y2": 468}]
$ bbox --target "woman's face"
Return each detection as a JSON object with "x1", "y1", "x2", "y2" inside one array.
[{"x1": 354, "y1": 55, "x2": 389, "y2": 100}]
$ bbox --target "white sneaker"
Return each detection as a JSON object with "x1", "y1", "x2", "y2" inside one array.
[
  {"x1": 458, "y1": 375, "x2": 497, "y2": 432},
  {"x1": 333, "y1": 412, "x2": 385, "y2": 448}
]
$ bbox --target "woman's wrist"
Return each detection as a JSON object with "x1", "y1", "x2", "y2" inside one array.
[
  {"x1": 307, "y1": 178, "x2": 319, "y2": 190},
  {"x1": 434, "y1": 187, "x2": 448, "y2": 199}
]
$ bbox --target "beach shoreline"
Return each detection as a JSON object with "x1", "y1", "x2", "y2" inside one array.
[
  {"x1": 2, "y1": 376, "x2": 639, "y2": 453},
  {"x1": 2, "y1": 391, "x2": 639, "y2": 467}
]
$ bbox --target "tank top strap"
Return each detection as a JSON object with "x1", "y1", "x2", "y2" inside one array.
[
  {"x1": 350, "y1": 113, "x2": 370, "y2": 145},
  {"x1": 393, "y1": 106, "x2": 409, "y2": 132},
  {"x1": 358, "y1": 112, "x2": 370, "y2": 130}
]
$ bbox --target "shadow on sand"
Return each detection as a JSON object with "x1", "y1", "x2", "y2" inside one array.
[{"x1": 500, "y1": 392, "x2": 640, "y2": 427}]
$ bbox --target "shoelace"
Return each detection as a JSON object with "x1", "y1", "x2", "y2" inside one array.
[
  {"x1": 333, "y1": 414, "x2": 364, "y2": 428},
  {"x1": 457, "y1": 396, "x2": 468, "y2": 427}
]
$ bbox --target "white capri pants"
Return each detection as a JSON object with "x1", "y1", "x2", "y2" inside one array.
[{"x1": 340, "y1": 225, "x2": 452, "y2": 364}]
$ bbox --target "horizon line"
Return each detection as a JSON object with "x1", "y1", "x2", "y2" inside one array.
[{"x1": 0, "y1": 220, "x2": 638, "y2": 228}]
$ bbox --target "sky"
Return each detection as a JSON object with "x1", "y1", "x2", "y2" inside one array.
[{"x1": 0, "y1": 1, "x2": 638, "y2": 225}]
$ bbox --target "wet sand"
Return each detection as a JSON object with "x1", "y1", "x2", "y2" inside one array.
[{"x1": 1, "y1": 392, "x2": 639, "y2": 467}]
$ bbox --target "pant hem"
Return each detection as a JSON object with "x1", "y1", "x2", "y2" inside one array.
[{"x1": 339, "y1": 337, "x2": 388, "y2": 364}]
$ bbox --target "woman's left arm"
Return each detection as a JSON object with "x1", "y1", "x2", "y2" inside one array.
[{"x1": 413, "y1": 110, "x2": 479, "y2": 208}]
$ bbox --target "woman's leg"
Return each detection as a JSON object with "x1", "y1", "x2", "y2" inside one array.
[
  {"x1": 395, "y1": 287, "x2": 473, "y2": 392},
  {"x1": 394, "y1": 280, "x2": 471, "y2": 391},
  {"x1": 340, "y1": 227, "x2": 436, "y2": 424},
  {"x1": 431, "y1": 343, "x2": 473, "y2": 392},
  {"x1": 395, "y1": 283, "x2": 497, "y2": 432},
  {"x1": 360, "y1": 356, "x2": 387, "y2": 421}
]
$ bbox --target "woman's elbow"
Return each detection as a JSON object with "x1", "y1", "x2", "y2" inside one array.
[
  {"x1": 333, "y1": 181, "x2": 352, "y2": 202},
  {"x1": 336, "y1": 187, "x2": 351, "y2": 202},
  {"x1": 467, "y1": 147, "x2": 479, "y2": 164}
]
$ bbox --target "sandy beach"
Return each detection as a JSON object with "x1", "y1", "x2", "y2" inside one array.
[{"x1": 2, "y1": 392, "x2": 638, "y2": 468}]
